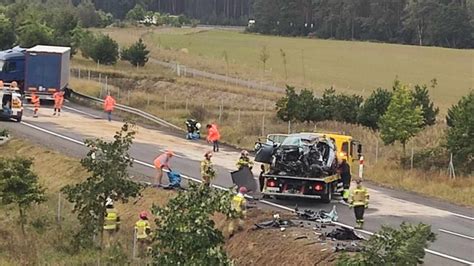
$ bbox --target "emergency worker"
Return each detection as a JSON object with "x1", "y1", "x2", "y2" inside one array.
[
  {"x1": 349, "y1": 179, "x2": 369, "y2": 229},
  {"x1": 200, "y1": 151, "x2": 216, "y2": 186},
  {"x1": 31, "y1": 92, "x2": 40, "y2": 118},
  {"x1": 103, "y1": 92, "x2": 116, "y2": 122},
  {"x1": 135, "y1": 211, "x2": 152, "y2": 258},
  {"x1": 228, "y1": 187, "x2": 247, "y2": 237},
  {"x1": 236, "y1": 150, "x2": 254, "y2": 170},
  {"x1": 103, "y1": 198, "x2": 120, "y2": 247},
  {"x1": 338, "y1": 159, "x2": 352, "y2": 202},
  {"x1": 206, "y1": 123, "x2": 221, "y2": 152},
  {"x1": 53, "y1": 91, "x2": 64, "y2": 116}
]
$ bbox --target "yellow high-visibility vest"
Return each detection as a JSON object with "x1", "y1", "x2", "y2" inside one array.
[
  {"x1": 104, "y1": 209, "x2": 118, "y2": 230},
  {"x1": 135, "y1": 220, "x2": 151, "y2": 239},
  {"x1": 350, "y1": 187, "x2": 369, "y2": 206},
  {"x1": 231, "y1": 194, "x2": 246, "y2": 213}
]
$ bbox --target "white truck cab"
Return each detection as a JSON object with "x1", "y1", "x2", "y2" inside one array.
[{"x1": 0, "y1": 85, "x2": 23, "y2": 122}]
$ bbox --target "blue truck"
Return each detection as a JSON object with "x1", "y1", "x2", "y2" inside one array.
[{"x1": 0, "y1": 45, "x2": 70, "y2": 100}]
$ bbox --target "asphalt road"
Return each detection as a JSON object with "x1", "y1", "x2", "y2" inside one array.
[{"x1": 1, "y1": 103, "x2": 473, "y2": 266}]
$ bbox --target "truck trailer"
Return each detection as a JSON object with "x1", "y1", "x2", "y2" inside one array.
[
  {"x1": 0, "y1": 45, "x2": 70, "y2": 100},
  {"x1": 256, "y1": 132, "x2": 362, "y2": 203}
]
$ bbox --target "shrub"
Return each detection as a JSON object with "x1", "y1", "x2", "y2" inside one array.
[{"x1": 190, "y1": 106, "x2": 209, "y2": 121}]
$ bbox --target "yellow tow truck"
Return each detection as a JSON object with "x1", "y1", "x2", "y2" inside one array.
[{"x1": 256, "y1": 132, "x2": 362, "y2": 203}]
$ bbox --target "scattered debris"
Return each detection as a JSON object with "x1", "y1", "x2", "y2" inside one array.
[
  {"x1": 295, "y1": 205, "x2": 338, "y2": 223},
  {"x1": 326, "y1": 227, "x2": 364, "y2": 241}
]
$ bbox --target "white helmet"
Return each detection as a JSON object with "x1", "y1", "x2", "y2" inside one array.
[
  {"x1": 196, "y1": 123, "x2": 201, "y2": 129},
  {"x1": 105, "y1": 197, "x2": 113, "y2": 207}
]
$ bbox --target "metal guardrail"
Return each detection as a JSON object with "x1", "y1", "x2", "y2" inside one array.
[{"x1": 70, "y1": 90, "x2": 183, "y2": 132}]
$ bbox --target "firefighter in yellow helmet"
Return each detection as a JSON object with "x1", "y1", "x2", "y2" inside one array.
[
  {"x1": 349, "y1": 179, "x2": 369, "y2": 229},
  {"x1": 135, "y1": 211, "x2": 152, "y2": 258},
  {"x1": 236, "y1": 150, "x2": 254, "y2": 170},
  {"x1": 201, "y1": 151, "x2": 216, "y2": 186},
  {"x1": 228, "y1": 187, "x2": 247, "y2": 237},
  {"x1": 103, "y1": 197, "x2": 120, "y2": 248}
]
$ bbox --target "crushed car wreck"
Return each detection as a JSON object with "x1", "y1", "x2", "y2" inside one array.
[{"x1": 256, "y1": 132, "x2": 362, "y2": 202}]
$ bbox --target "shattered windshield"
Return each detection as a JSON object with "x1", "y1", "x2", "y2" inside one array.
[{"x1": 282, "y1": 136, "x2": 301, "y2": 146}]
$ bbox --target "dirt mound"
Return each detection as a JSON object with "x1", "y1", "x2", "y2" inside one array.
[{"x1": 216, "y1": 209, "x2": 339, "y2": 266}]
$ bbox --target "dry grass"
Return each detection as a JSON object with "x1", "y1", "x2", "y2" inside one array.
[{"x1": 0, "y1": 139, "x2": 175, "y2": 264}]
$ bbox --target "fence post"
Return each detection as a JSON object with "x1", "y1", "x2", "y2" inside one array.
[
  {"x1": 128, "y1": 90, "x2": 131, "y2": 105},
  {"x1": 132, "y1": 228, "x2": 137, "y2": 259},
  {"x1": 88, "y1": 69, "x2": 91, "y2": 80},
  {"x1": 261, "y1": 102, "x2": 267, "y2": 137},
  {"x1": 375, "y1": 139, "x2": 379, "y2": 163},
  {"x1": 98, "y1": 73, "x2": 102, "y2": 84},
  {"x1": 410, "y1": 147, "x2": 414, "y2": 170},
  {"x1": 57, "y1": 192, "x2": 61, "y2": 224},
  {"x1": 288, "y1": 120, "x2": 291, "y2": 134},
  {"x1": 105, "y1": 76, "x2": 109, "y2": 94},
  {"x1": 448, "y1": 153, "x2": 456, "y2": 179},
  {"x1": 218, "y1": 99, "x2": 223, "y2": 123},
  {"x1": 78, "y1": 68, "x2": 81, "y2": 79},
  {"x1": 185, "y1": 98, "x2": 188, "y2": 112},
  {"x1": 164, "y1": 95, "x2": 167, "y2": 110},
  {"x1": 147, "y1": 96, "x2": 150, "y2": 107},
  {"x1": 237, "y1": 109, "x2": 241, "y2": 123}
]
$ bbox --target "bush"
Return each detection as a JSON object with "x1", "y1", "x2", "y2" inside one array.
[
  {"x1": 190, "y1": 106, "x2": 209, "y2": 121},
  {"x1": 338, "y1": 223, "x2": 436, "y2": 265},
  {"x1": 0, "y1": 129, "x2": 9, "y2": 137},
  {"x1": 400, "y1": 146, "x2": 449, "y2": 171}
]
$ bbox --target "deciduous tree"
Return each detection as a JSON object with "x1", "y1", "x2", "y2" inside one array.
[
  {"x1": 0, "y1": 157, "x2": 45, "y2": 235},
  {"x1": 379, "y1": 83, "x2": 423, "y2": 155},
  {"x1": 151, "y1": 184, "x2": 236, "y2": 265},
  {"x1": 62, "y1": 123, "x2": 142, "y2": 248}
]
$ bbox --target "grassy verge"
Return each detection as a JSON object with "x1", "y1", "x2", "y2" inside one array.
[
  {"x1": 0, "y1": 138, "x2": 339, "y2": 265},
  {"x1": 0, "y1": 138, "x2": 174, "y2": 264}
]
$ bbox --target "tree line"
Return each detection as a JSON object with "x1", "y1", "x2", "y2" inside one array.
[
  {"x1": 276, "y1": 80, "x2": 473, "y2": 174},
  {"x1": 250, "y1": 0, "x2": 474, "y2": 48}
]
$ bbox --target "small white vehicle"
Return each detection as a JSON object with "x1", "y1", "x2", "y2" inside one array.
[{"x1": 0, "y1": 85, "x2": 23, "y2": 122}]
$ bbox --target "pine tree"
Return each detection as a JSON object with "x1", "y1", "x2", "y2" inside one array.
[{"x1": 121, "y1": 38, "x2": 150, "y2": 67}]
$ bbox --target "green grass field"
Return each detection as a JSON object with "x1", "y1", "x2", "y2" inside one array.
[{"x1": 109, "y1": 27, "x2": 473, "y2": 109}]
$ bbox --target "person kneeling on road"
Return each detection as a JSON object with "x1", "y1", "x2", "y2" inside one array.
[
  {"x1": 349, "y1": 179, "x2": 369, "y2": 229},
  {"x1": 228, "y1": 186, "x2": 247, "y2": 238},
  {"x1": 135, "y1": 211, "x2": 152, "y2": 258}
]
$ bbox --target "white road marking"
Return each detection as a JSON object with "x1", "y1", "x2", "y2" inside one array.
[
  {"x1": 18, "y1": 120, "x2": 474, "y2": 266},
  {"x1": 439, "y1": 229, "x2": 474, "y2": 241},
  {"x1": 451, "y1": 213, "x2": 474, "y2": 222}
]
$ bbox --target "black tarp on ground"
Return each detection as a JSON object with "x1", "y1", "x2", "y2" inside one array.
[{"x1": 230, "y1": 166, "x2": 259, "y2": 193}]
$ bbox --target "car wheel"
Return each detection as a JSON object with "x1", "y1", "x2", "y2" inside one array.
[{"x1": 15, "y1": 115, "x2": 22, "y2": 122}]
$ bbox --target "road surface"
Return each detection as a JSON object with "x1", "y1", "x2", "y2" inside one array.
[{"x1": 1, "y1": 103, "x2": 473, "y2": 266}]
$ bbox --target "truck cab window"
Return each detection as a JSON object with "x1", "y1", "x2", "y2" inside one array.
[{"x1": 0, "y1": 60, "x2": 5, "y2": 72}]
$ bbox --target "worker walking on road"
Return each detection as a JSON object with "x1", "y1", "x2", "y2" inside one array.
[
  {"x1": 53, "y1": 91, "x2": 64, "y2": 116},
  {"x1": 236, "y1": 150, "x2": 254, "y2": 170},
  {"x1": 206, "y1": 123, "x2": 221, "y2": 152},
  {"x1": 31, "y1": 92, "x2": 40, "y2": 118},
  {"x1": 135, "y1": 211, "x2": 152, "y2": 258},
  {"x1": 103, "y1": 92, "x2": 116, "y2": 122},
  {"x1": 153, "y1": 150, "x2": 174, "y2": 188},
  {"x1": 338, "y1": 159, "x2": 352, "y2": 202},
  {"x1": 103, "y1": 198, "x2": 120, "y2": 248},
  {"x1": 201, "y1": 151, "x2": 216, "y2": 186},
  {"x1": 228, "y1": 186, "x2": 248, "y2": 237},
  {"x1": 349, "y1": 179, "x2": 369, "y2": 229}
]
